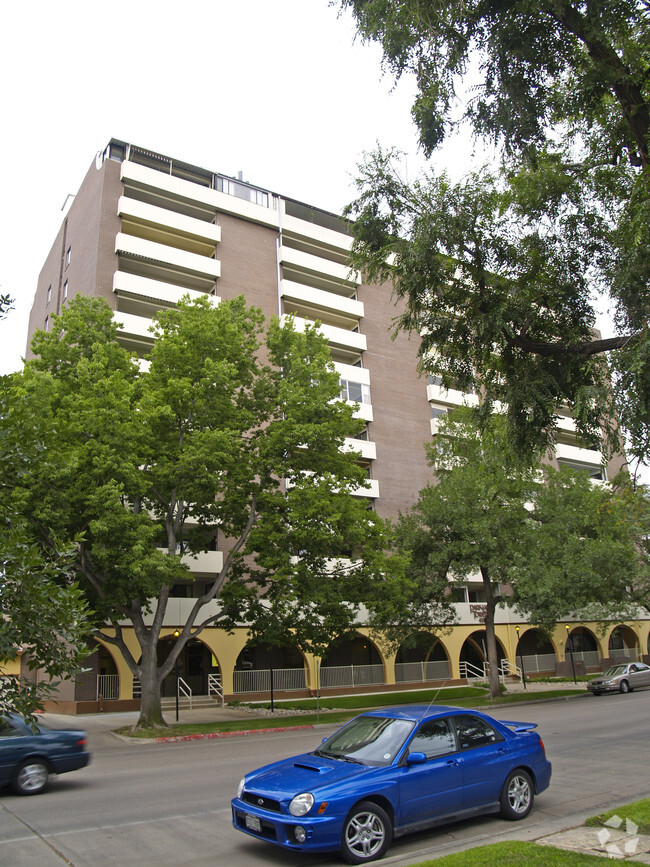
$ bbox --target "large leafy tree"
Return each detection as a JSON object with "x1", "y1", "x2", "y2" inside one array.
[
  {"x1": 397, "y1": 408, "x2": 648, "y2": 696},
  {"x1": 7, "y1": 294, "x2": 417, "y2": 729},
  {"x1": 338, "y1": 0, "x2": 650, "y2": 471},
  {"x1": 1, "y1": 298, "x2": 90, "y2": 721}
]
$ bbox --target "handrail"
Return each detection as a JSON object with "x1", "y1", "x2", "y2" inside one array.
[
  {"x1": 178, "y1": 676, "x2": 192, "y2": 710},
  {"x1": 208, "y1": 673, "x2": 224, "y2": 707},
  {"x1": 459, "y1": 661, "x2": 488, "y2": 681},
  {"x1": 499, "y1": 659, "x2": 522, "y2": 681}
]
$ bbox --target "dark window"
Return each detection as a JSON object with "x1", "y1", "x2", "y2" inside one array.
[
  {"x1": 409, "y1": 718, "x2": 456, "y2": 758},
  {"x1": 454, "y1": 714, "x2": 504, "y2": 750}
]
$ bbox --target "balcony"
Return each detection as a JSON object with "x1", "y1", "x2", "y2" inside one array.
[
  {"x1": 333, "y1": 361, "x2": 370, "y2": 385},
  {"x1": 113, "y1": 311, "x2": 154, "y2": 341},
  {"x1": 282, "y1": 213, "x2": 353, "y2": 256},
  {"x1": 118, "y1": 196, "x2": 221, "y2": 248},
  {"x1": 115, "y1": 233, "x2": 220, "y2": 280},
  {"x1": 120, "y1": 161, "x2": 279, "y2": 229},
  {"x1": 113, "y1": 271, "x2": 220, "y2": 308},
  {"x1": 555, "y1": 442, "x2": 604, "y2": 465},
  {"x1": 342, "y1": 437, "x2": 377, "y2": 461},
  {"x1": 426, "y1": 382, "x2": 479, "y2": 408},
  {"x1": 280, "y1": 246, "x2": 359, "y2": 287},
  {"x1": 282, "y1": 314, "x2": 367, "y2": 353},
  {"x1": 350, "y1": 478, "x2": 379, "y2": 499},
  {"x1": 281, "y1": 280, "x2": 363, "y2": 319}
]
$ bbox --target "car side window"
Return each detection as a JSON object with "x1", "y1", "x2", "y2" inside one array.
[
  {"x1": 408, "y1": 718, "x2": 456, "y2": 759},
  {"x1": 0, "y1": 719, "x2": 20, "y2": 738},
  {"x1": 453, "y1": 714, "x2": 504, "y2": 750}
]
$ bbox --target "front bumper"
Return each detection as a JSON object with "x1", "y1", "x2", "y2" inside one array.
[{"x1": 231, "y1": 797, "x2": 341, "y2": 854}]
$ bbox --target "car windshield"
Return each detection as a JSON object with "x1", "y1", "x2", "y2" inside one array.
[
  {"x1": 602, "y1": 666, "x2": 627, "y2": 677},
  {"x1": 314, "y1": 716, "x2": 414, "y2": 766}
]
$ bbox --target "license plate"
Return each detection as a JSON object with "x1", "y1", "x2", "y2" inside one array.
[{"x1": 245, "y1": 813, "x2": 262, "y2": 833}]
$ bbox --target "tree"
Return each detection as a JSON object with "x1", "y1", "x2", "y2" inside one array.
[
  {"x1": 396, "y1": 407, "x2": 648, "y2": 696},
  {"x1": 1, "y1": 308, "x2": 90, "y2": 720},
  {"x1": 8, "y1": 294, "x2": 413, "y2": 729},
  {"x1": 338, "y1": 0, "x2": 650, "y2": 470}
]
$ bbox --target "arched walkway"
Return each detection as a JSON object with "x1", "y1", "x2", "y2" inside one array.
[
  {"x1": 233, "y1": 641, "x2": 307, "y2": 693},
  {"x1": 565, "y1": 626, "x2": 601, "y2": 669},
  {"x1": 320, "y1": 634, "x2": 384, "y2": 689},
  {"x1": 608, "y1": 625, "x2": 640, "y2": 662},
  {"x1": 394, "y1": 632, "x2": 450, "y2": 683},
  {"x1": 458, "y1": 629, "x2": 506, "y2": 678},
  {"x1": 157, "y1": 636, "x2": 219, "y2": 698},
  {"x1": 514, "y1": 628, "x2": 557, "y2": 675}
]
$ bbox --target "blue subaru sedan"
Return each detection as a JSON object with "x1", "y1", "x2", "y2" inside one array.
[{"x1": 232, "y1": 705, "x2": 552, "y2": 864}]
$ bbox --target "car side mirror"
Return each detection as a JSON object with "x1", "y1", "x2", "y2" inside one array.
[{"x1": 407, "y1": 751, "x2": 427, "y2": 765}]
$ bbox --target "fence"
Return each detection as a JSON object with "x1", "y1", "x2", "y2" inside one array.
[
  {"x1": 519, "y1": 653, "x2": 557, "y2": 674},
  {"x1": 97, "y1": 674, "x2": 119, "y2": 700},
  {"x1": 319, "y1": 664, "x2": 385, "y2": 689},
  {"x1": 394, "y1": 660, "x2": 451, "y2": 683},
  {"x1": 233, "y1": 667, "x2": 307, "y2": 694}
]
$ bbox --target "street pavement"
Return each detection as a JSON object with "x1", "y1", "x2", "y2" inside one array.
[{"x1": 31, "y1": 682, "x2": 650, "y2": 863}]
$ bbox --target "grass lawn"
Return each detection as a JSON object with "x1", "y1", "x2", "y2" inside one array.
[
  {"x1": 410, "y1": 841, "x2": 607, "y2": 865},
  {"x1": 117, "y1": 684, "x2": 584, "y2": 738},
  {"x1": 586, "y1": 797, "x2": 650, "y2": 835}
]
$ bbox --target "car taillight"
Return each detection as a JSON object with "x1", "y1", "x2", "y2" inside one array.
[
  {"x1": 538, "y1": 735, "x2": 546, "y2": 755},
  {"x1": 76, "y1": 738, "x2": 87, "y2": 747}
]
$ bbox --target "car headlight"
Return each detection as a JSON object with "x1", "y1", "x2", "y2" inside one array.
[
  {"x1": 289, "y1": 792, "x2": 314, "y2": 816},
  {"x1": 237, "y1": 777, "x2": 245, "y2": 799}
]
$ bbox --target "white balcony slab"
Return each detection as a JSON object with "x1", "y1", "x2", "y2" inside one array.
[
  {"x1": 113, "y1": 311, "x2": 154, "y2": 340},
  {"x1": 555, "y1": 442, "x2": 604, "y2": 464},
  {"x1": 426, "y1": 383, "x2": 479, "y2": 408},
  {"x1": 116, "y1": 232, "x2": 221, "y2": 278},
  {"x1": 350, "y1": 402, "x2": 373, "y2": 422},
  {"x1": 283, "y1": 315, "x2": 367, "y2": 352},
  {"x1": 282, "y1": 213, "x2": 353, "y2": 254},
  {"x1": 281, "y1": 280, "x2": 363, "y2": 319},
  {"x1": 333, "y1": 362, "x2": 370, "y2": 385},
  {"x1": 350, "y1": 479, "x2": 379, "y2": 498},
  {"x1": 280, "y1": 246, "x2": 359, "y2": 286},
  {"x1": 118, "y1": 196, "x2": 221, "y2": 244},
  {"x1": 113, "y1": 271, "x2": 219, "y2": 307},
  {"x1": 121, "y1": 161, "x2": 279, "y2": 228},
  {"x1": 342, "y1": 437, "x2": 377, "y2": 460}
]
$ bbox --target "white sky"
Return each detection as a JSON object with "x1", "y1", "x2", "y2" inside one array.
[{"x1": 0, "y1": 0, "x2": 469, "y2": 374}]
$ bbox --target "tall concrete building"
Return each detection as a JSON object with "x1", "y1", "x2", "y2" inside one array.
[{"x1": 26, "y1": 139, "x2": 648, "y2": 712}]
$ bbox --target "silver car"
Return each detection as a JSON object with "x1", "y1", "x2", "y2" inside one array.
[{"x1": 587, "y1": 662, "x2": 650, "y2": 695}]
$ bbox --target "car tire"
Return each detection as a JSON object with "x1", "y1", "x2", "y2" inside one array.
[
  {"x1": 619, "y1": 680, "x2": 630, "y2": 694},
  {"x1": 13, "y1": 759, "x2": 49, "y2": 795},
  {"x1": 341, "y1": 800, "x2": 393, "y2": 864},
  {"x1": 500, "y1": 769, "x2": 534, "y2": 820}
]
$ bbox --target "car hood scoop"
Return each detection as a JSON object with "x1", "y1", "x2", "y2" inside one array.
[
  {"x1": 293, "y1": 762, "x2": 324, "y2": 772},
  {"x1": 245, "y1": 752, "x2": 366, "y2": 798}
]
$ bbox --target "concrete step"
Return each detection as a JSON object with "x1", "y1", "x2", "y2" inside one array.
[{"x1": 161, "y1": 695, "x2": 223, "y2": 710}]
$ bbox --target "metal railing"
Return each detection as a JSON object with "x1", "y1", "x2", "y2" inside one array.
[
  {"x1": 394, "y1": 660, "x2": 451, "y2": 683},
  {"x1": 459, "y1": 661, "x2": 489, "y2": 681},
  {"x1": 97, "y1": 674, "x2": 119, "y2": 700},
  {"x1": 569, "y1": 650, "x2": 602, "y2": 667},
  {"x1": 499, "y1": 659, "x2": 522, "y2": 681},
  {"x1": 233, "y1": 667, "x2": 307, "y2": 694},
  {"x1": 518, "y1": 652, "x2": 557, "y2": 673},
  {"x1": 177, "y1": 676, "x2": 192, "y2": 709},
  {"x1": 208, "y1": 673, "x2": 224, "y2": 706},
  {"x1": 319, "y1": 664, "x2": 384, "y2": 689}
]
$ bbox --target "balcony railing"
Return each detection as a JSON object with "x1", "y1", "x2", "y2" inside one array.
[{"x1": 233, "y1": 667, "x2": 307, "y2": 694}]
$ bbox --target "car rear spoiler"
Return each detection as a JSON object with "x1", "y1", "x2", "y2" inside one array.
[{"x1": 500, "y1": 721, "x2": 538, "y2": 733}]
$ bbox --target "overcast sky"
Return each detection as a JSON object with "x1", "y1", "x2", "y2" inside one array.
[{"x1": 0, "y1": 0, "x2": 478, "y2": 374}]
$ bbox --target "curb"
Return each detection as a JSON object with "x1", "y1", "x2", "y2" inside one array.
[{"x1": 154, "y1": 723, "x2": 315, "y2": 743}]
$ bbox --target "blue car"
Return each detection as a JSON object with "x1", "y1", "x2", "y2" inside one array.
[
  {"x1": 232, "y1": 704, "x2": 551, "y2": 864},
  {"x1": 0, "y1": 714, "x2": 91, "y2": 795}
]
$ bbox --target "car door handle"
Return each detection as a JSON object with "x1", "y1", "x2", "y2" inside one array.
[{"x1": 446, "y1": 759, "x2": 460, "y2": 767}]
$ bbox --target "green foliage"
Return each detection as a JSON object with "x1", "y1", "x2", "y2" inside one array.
[
  {"x1": 0, "y1": 369, "x2": 91, "y2": 720},
  {"x1": 586, "y1": 798, "x2": 650, "y2": 835},
  {"x1": 7, "y1": 295, "x2": 411, "y2": 727},
  {"x1": 339, "y1": 0, "x2": 650, "y2": 470}
]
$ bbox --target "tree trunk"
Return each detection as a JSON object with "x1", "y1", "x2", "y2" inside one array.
[
  {"x1": 481, "y1": 566, "x2": 501, "y2": 699},
  {"x1": 135, "y1": 638, "x2": 166, "y2": 730}
]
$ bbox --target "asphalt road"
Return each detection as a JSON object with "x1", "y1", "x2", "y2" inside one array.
[{"x1": 1, "y1": 691, "x2": 649, "y2": 866}]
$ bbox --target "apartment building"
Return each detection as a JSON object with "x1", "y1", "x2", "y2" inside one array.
[{"x1": 26, "y1": 140, "x2": 648, "y2": 711}]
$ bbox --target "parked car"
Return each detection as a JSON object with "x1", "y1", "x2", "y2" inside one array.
[
  {"x1": 0, "y1": 713, "x2": 90, "y2": 795},
  {"x1": 587, "y1": 662, "x2": 650, "y2": 695},
  {"x1": 231, "y1": 704, "x2": 552, "y2": 864}
]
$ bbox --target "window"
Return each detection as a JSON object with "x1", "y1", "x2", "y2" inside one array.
[
  {"x1": 431, "y1": 405, "x2": 447, "y2": 418},
  {"x1": 63, "y1": 280, "x2": 68, "y2": 302},
  {"x1": 409, "y1": 718, "x2": 456, "y2": 758},
  {"x1": 340, "y1": 380, "x2": 371, "y2": 404},
  {"x1": 44, "y1": 315, "x2": 49, "y2": 332},
  {"x1": 557, "y1": 458, "x2": 606, "y2": 481},
  {"x1": 216, "y1": 176, "x2": 269, "y2": 207},
  {"x1": 454, "y1": 714, "x2": 503, "y2": 750},
  {"x1": 65, "y1": 246, "x2": 71, "y2": 267},
  {"x1": 46, "y1": 284, "x2": 52, "y2": 304}
]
